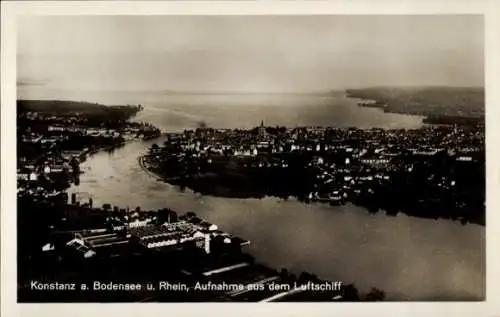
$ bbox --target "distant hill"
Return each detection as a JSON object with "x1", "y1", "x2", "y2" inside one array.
[
  {"x1": 346, "y1": 86, "x2": 484, "y2": 119},
  {"x1": 17, "y1": 100, "x2": 143, "y2": 116}
]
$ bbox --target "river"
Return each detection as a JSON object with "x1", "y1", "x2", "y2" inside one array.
[{"x1": 28, "y1": 90, "x2": 481, "y2": 301}]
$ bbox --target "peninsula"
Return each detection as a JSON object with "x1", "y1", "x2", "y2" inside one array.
[{"x1": 346, "y1": 86, "x2": 484, "y2": 126}]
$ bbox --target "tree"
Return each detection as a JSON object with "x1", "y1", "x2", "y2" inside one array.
[
  {"x1": 341, "y1": 284, "x2": 359, "y2": 301},
  {"x1": 279, "y1": 268, "x2": 289, "y2": 280},
  {"x1": 297, "y1": 272, "x2": 314, "y2": 284},
  {"x1": 364, "y1": 287, "x2": 386, "y2": 301}
]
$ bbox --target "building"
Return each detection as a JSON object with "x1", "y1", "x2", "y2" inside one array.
[
  {"x1": 129, "y1": 222, "x2": 206, "y2": 250},
  {"x1": 66, "y1": 236, "x2": 97, "y2": 258},
  {"x1": 258, "y1": 120, "x2": 266, "y2": 138},
  {"x1": 158, "y1": 208, "x2": 178, "y2": 224}
]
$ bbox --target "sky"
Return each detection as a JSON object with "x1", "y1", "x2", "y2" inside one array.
[{"x1": 17, "y1": 15, "x2": 484, "y2": 93}]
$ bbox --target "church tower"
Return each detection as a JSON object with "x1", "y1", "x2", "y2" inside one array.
[{"x1": 258, "y1": 120, "x2": 266, "y2": 138}]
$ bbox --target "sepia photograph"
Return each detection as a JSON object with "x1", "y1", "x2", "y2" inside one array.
[{"x1": 5, "y1": 7, "x2": 492, "y2": 309}]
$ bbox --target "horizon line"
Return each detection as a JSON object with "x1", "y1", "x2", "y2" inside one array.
[{"x1": 16, "y1": 85, "x2": 485, "y2": 96}]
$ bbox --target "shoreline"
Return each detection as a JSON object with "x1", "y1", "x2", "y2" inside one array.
[
  {"x1": 137, "y1": 155, "x2": 264, "y2": 198},
  {"x1": 137, "y1": 155, "x2": 166, "y2": 182},
  {"x1": 137, "y1": 155, "x2": 484, "y2": 227},
  {"x1": 343, "y1": 94, "x2": 426, "y2": 122},
  {"x1": 344, "y1": 88, "x2": 484, "y2": 127}
]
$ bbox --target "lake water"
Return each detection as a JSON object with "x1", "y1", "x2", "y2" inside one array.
[
  {"x1": 19, "y1": 88, "x2": 425, "y2": 131},
  {"x1": 25, "y1": 89, "x2": 484, "y2": 301}
]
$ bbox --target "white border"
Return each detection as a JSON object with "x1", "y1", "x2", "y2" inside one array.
[{"x1": 2, "y1": 1, "x2": 499, "y2": 317}]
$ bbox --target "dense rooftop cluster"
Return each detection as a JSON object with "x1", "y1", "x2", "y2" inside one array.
[
  {"x1": 17, "y1": 101, "x2": 161, "y2": 200},
  {"x1": 144, "y1": 123, "x2": 485, "y2": 225}
]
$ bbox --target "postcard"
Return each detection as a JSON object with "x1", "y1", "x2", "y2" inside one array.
[{"x1": 1, "y1": 1, "x2": 499, "y2": 317}]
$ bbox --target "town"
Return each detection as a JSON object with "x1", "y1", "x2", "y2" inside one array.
[
  {"x1": 142, "y1": 120, "x2": 485, "y2": 225},
  {"x1": 17, "y1": 100, "x2": 161, "y2": 192}
]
